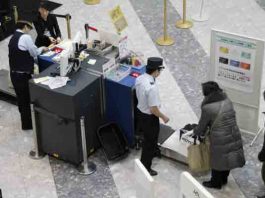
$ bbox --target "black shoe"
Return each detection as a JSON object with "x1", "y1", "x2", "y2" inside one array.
[
  {"x1": 257, "y1": 195, "x2": 265, "y2": 198},
  {"x1": 222, "y1": 179, "x2": 228, "y2": 186},
  {"x1": 22, "y1": 126, "x2": 32, "y2": 130},
  {"x1": 202, "y1": 180, "x2": 222, "y2": 189},
  {"x1": 148, "y1": 169, "x2": 158, "y2": 176}
]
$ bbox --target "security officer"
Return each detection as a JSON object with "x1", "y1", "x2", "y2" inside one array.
[
  {"x1": 8, "y1": 20, "x2": 47, "y2": 130},
  {"x1": 34, "y1": 1, "x2": 62, "y2": 47},
  {"x1": 135, "y1": 57, "x2": 169, "y2": 176}
]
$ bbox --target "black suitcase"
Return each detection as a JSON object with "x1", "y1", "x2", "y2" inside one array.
[{"x1": 97, "y1": 123, "x2": 129, "y2": 160}]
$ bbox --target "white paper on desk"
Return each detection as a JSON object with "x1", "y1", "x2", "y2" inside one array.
[
  {"x1": 48, "y1": 76, "x2": 69, "y2": 89},
  {"x1": 33, "y1": 76, "x2": 51, "y2": 84},
  {"x1": 87, "y1": 59, "x2": 96, "y2": 65},
  {"x1": 41, "y1": 79, "x2": 52, "y2": 86},
  {"x1": 40, "y1": 76, "x2": 69, "y2": 89}
]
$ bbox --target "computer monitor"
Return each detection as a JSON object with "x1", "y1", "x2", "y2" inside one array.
[
  {"x1": 59, "y1": 49, "x2": 72, "y2": 77},
  {"x1": 99, "y1": 30, "x2": 121, "y2": 47}
]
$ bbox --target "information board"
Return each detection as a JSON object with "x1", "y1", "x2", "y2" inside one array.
[
  {"x1": 210, "y1": 29, "x2": 265, "y2": 133},
  {"x1": 214, "y1": 35, "x2": 256, "y2": 93}
]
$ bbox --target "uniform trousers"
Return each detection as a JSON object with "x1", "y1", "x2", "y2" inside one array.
[
  {"x1": 137, "y1": 110, "x2": 160, "y2": 170},
  {"x1": 10, "y1": 72, "x2": 32, "y2": 130}
]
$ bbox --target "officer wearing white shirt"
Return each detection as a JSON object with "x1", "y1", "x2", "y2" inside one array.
[
  {"x1": 135, "y1": 57, "x2": 169, "y2": 176},
  {"x1": 8, "y1": 20, "x2": 48, "y2": 130}
]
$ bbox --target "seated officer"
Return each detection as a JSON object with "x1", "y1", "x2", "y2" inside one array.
[
  {"x1": 8, "y1": 20, "x2": 48, "y2": 130},
  {"x1": 34, "y1": 0, "x2": 62, "y2": 47}
]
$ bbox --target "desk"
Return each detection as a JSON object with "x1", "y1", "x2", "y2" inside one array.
[{"x1": 29, "y1": 64, "x2": 103, "y2": 164}]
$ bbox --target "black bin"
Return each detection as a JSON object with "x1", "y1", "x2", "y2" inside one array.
[{"x1": 97, "y1": 123, "x2": 129, "y2": 160}]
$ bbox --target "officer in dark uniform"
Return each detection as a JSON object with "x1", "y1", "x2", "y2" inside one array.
[
  {"x1": 135, "y1": 57, "x2": 169, "y2": 176},
  {"x1": 8, "y1": 20, "x2": 47, "y2": 130},
  {"x1": 34, "y1": 1, "x2": 62, "y2": 47}
]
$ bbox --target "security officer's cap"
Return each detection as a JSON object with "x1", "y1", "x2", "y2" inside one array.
[
  {"x1": 146, "y1": 57, "x2": 165, "y2": 71},
  {"x1": 17, "y1": 20, "x2": 33, "y2": 29}
]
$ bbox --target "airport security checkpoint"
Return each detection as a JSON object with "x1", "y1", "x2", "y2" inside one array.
[{"x1": 1, "y1": 0, "x2": 265, "y2": 198}]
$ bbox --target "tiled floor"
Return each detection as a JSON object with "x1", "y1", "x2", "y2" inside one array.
[{"x1": 1, "y1": 0, "x2": 265, "y2": 197}]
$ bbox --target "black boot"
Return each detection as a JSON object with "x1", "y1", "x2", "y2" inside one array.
[
  {"x1": 222, "y1": 178, "x2": 228, "y2": 185},
  {"x1": 257, "y1": 195, "x2": 265, "y2": 198},
  {"x1": 148, "y1": 169, "x2": 158, "y2": 176},
  {"x1": 202, "y1": 180, "x2": 222, "y2": 189}
]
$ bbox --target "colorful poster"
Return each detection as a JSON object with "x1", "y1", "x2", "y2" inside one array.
[{"x1": 214, "y1": 33, "x2": 256, "y2": 93}]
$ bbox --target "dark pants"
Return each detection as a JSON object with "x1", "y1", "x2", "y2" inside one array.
[
  {"x1": 211, "y1": 169, "x2": 230, "y2": 186},
  {"x1": 138, "y1": 110, "x2": 160, "y2": 170},
  {"x1": 10, "y1": 72, "x2": 32, "y2": 130}
]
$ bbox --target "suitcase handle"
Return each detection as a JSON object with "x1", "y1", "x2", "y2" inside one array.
[{"x1": 34, "y1": 106, "x2": 68, "y2": 124}]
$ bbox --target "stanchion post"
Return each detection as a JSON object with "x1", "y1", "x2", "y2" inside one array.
[
  {"x1": 156, "y1": 0, "x2": 174, "y2": 46},
  {"x1": 66, "y1": 14, "x2": 71, "y2": 39},
  {"x1": 29, "y1": 104, "x2": 45, "y2": 160},
  {"x1": 78, "y1": 116, "x2": 96, "y2": 175},
  {"x1": 13, "y1": 6, "x2": 18, "y2": 23},
  {"x1": 84, "y1": 0, "x2": 100, "y2": 5},
  {"x1": 250, "y1": 127, "x2": 264, "y2": 147},
  {"x1": 176, "y1": 0, "x2": 193, "y2": 29},
  {"x1": 192, "y1": 0, "x2": 209, "y2": 22}
]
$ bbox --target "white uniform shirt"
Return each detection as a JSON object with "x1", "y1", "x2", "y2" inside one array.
[
  {"x1": 135, "y1": 73, "x2": 161, "y2": 115},
  {"x1": 16, "y1": 29, "x2": 43, "y2": 59}
]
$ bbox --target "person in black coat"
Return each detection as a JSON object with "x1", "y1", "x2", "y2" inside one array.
[
  {"x1": 33, "y1": 1, "x2": 61, "y2": 47},
  {"x1": 194, "y1": 81, "x2": 245, "y2": 189}
]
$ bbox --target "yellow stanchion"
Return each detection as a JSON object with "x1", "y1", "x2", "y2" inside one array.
[
  {"x1": 66, "y1": 14, "x2": 72, "y2": 39},
  {"x1": 84, "y1": 0, "x2": 100, "y2": 5},
  {"x1": 13, "y1": 6, "x2": 18, "y2": 23},
  {"x1": 156, "y1": 0, "x2": 174, "y2": 46},
  {"x1": 176, "y1": 0, "x2": 193, "y2": 29}
]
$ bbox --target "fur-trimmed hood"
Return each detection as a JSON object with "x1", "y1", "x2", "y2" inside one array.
[{"x1": 202, "y1": 91, "x2": 227, "y2": 107}]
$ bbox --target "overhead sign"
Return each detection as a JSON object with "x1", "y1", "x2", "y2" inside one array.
[{"x1": 109, "y1": 5, "x2": 128, "y2": 33}]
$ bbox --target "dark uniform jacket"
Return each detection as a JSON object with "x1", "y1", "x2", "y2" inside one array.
[
  {"x1": 8, "y1": 31, "x2": 34, "y2": 73},
  {"x1": 194, "y1": 91, "x2": 245, "y2": 171},
  {"x1": 34, "y1": 14, "x2": 61, "y2": 47}
]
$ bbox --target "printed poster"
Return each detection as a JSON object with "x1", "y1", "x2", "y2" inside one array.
[
  {"x1": 118, "y1": 36, "x2": 129, "y2": 59},
  {"x1": 109, "y1": 5, "x2": 128, "y2": 33},
  {"x1": 214, "y1": 33, "x2": 256, "y2": 93}
]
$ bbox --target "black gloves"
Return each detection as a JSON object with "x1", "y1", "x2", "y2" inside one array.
[{"x1": 183, "y1": 123, "x2": 198, "y2": 131}]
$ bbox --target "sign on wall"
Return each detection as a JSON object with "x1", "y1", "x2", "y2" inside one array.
[{"x1": 210, "y1": 29, "x2": 265, "y2": 134}]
